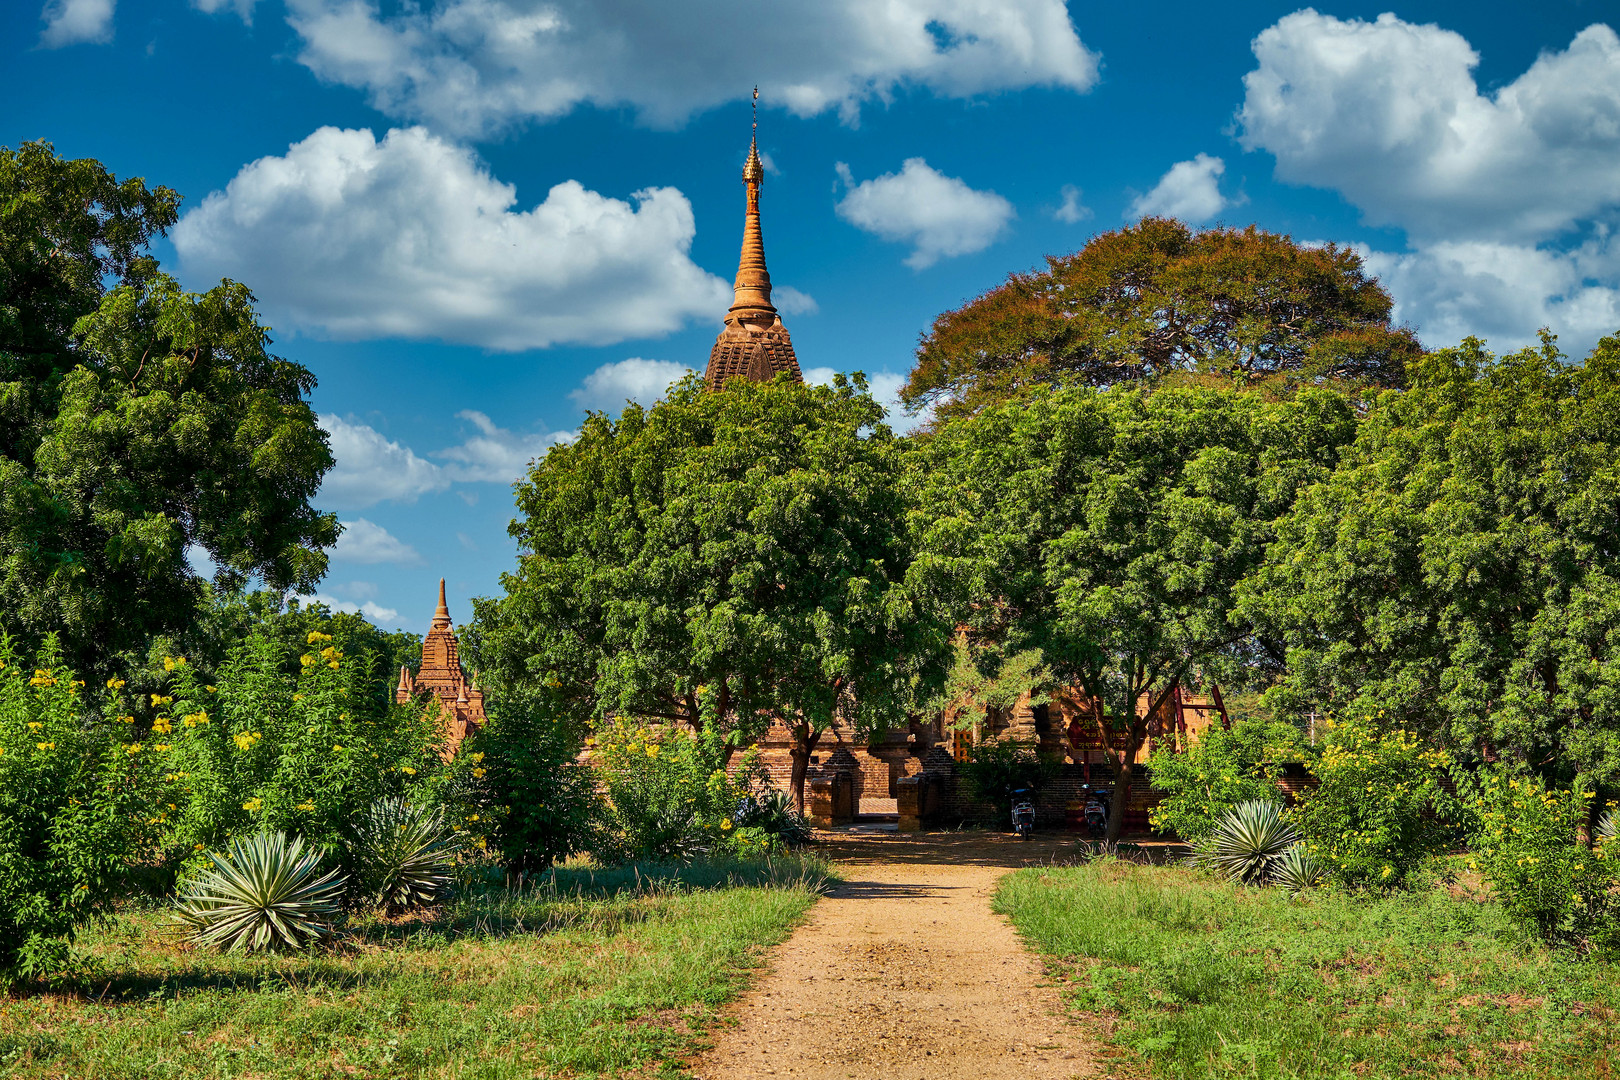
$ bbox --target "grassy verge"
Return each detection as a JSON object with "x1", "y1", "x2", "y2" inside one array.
[
  {"x1": 0, "y1": 856, "x2": 829, "y2": 1079},
  {"x1": 995, "y1": 859, "x2": 1620, "y2": 1079}
]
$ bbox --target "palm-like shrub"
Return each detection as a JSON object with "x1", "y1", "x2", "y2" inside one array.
[
  {"x1": 349, "y1": 797, "x2": 460, "y2": 913},
  {"x1": 174, "y1": 830, "x2": 346, "y2": 953},
  {"x1": 1271, "y1": 843, "x2": 1327, "y2": 893},
  {"x1": 735, "y1": 789, "x2": 814, "y2": 848},
  {"x1": 1208, "y1": 800, "x2": 1299, "y2": 885}
]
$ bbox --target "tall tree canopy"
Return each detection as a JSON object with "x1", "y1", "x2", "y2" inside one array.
[
  {"x1": 0, "y1": 142, "x2": 337, "y2": 674},
  {"x1": 471, "y1": 373, "x2": 950, "y2": 807},
  {"x1": 909, "y1": 382, "x2": 1358, "y2": 837},
  {"x1": 1240, "y1": 334, "x2": 1620, "y2": 795},
  {"x1": 901, "y1": 217, "x2": 1422, "y2": 422}
]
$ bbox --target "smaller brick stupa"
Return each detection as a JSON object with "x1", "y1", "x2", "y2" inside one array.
[{"x1": 395, "y1": 578, "x2": 485, "y2": 753}]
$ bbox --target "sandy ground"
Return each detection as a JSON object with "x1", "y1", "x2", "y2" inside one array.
[{"x1": 691, "y1": 828, "x2": 1107, "y2": 1080}]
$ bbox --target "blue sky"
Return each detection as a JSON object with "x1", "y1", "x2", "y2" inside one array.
[{"x1": 6, "y1": 0, "x2": 1617, "y2": 633}]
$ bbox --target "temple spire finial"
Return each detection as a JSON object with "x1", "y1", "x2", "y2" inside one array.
[
  {"x1": 433, "y1": 578, "x2": 450, "y2": 628},
  {"x1": 731, "y1": 86, "x2": 772, "y2": 321}
]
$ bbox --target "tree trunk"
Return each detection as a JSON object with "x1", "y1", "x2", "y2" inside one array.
[
  {"x1": 788, "y1": 726, "x2": 822, "y2": 814},
  {"x1": 1106, "y1": 753, "x2": 1134, "y2": 843}
]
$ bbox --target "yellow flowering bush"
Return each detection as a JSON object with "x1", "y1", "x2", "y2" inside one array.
[
  {"x1": 1460, "y1": 769, "x2": 1620, "y2": 952},
  {"x1": 0, "y1": 635, "x2": 154, "y2": 976},
  {"x1": 1293, "y1": 715, "x2": 1453, "y2": 888},
  {"x1": 1147, "y1": 718, "x2": 1309, "y2": 840},
  {"x1": 588, "y1": 718, "x2": 749, "y2": 862}
]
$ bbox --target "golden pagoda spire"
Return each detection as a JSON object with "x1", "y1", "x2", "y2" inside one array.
[{"x1": 728, "y1": 86, "x2": 775, "y2": 325}]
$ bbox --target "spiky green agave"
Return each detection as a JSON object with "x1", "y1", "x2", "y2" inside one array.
[
  {"x1": 174, "y1": 831, "x2": 346, "y2": 953},
  {"x1": 1598, "y1": 810, "x2": 1617, "y2": 843},
  {"x1": 349, "y1": 797, "x2": 461, "y2": 913},
  {"x1": 1210, "y1": 800, "x2": 1300, "y2": 885},
  {"x1": 1271, "y1": 843, "x2": 1327, "y2": 893}
]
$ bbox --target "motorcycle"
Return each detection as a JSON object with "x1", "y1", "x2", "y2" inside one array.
[
  {"x1": 1081, "y1": 784, "x2": 1109, "y2": 840},
  {"x1": 1009, "y1": 784, "x2": 1036, "y2": 839}
]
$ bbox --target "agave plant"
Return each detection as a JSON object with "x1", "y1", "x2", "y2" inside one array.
[
  {"x1": 349, "y1": 797, "x2": 461, "y2": 913},
  {"x1": 1209, "y1": 800, "x2": 1300, "y2": 885},
  {"x1": 174, "y1": 830, "x2": 346, "y2": 953},
  {"x1": 1271, "y1": 843, "x2": 1327, "y2": 893},
  {"x1": 735, "y1": 789, "x2": 814, "y2": 848},
  {"x1": 1598, "y1": 810, "x2": 1617, "y2": 843}
]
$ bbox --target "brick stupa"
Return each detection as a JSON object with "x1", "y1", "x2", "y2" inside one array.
[
  {"x1": 703, "y1": 90, "x2": 803, "y2": 391},
  {"x1": 395, "y1": 578, "x2": 485, "y2": 754}
]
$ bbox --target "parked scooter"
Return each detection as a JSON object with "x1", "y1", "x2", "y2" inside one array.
[
  {"x1": 1080, "y1": 784, "x2": 1109, "y2": 840},
  {"x1": 1010, "y1": 785, "x2": 1036, "y2": 839}
]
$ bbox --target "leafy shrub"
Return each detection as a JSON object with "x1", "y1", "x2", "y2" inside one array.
[
  {"x1": 1462, "y1": 770, "x2": 1619, "y2": 952},
  {"x1": 1294, "y1": 717, "x2": 1452, "y2": 888},
  {"x1": 173, "y1": 830, "x2": 346, "y2": 953},
  {"x1": 959, "y1": 739, "x2": 1061, "y2": 819},
  {"x1": 349, "y1": 797, "x2": 460, "y2": 913},
  {"x1": 1204, "y1": 800, "x2": 1299, "y2": 884},
  {"x1": 147, "y1": 631, "x2": 443, "y2": 861},
  {"x1": 589, "y1": 720, "x2": 748, "y2": 863},
  {"x1": 0, "y1": 636, "x2": 154, "y2": 977},
  {"x1": 443, "y1": 688, "x2": 595, "y2": 873},
  {"x1": 1148, "y1": 718, "x2": 1309, "y2": 840},
  {"x1": 733, "y1": 789, "x2": 813, "y2": 849}
]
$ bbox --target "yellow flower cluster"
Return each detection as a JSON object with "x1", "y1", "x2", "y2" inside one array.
[
  {"x1": 232, "y1": 731, "x2": 262, "y2": 751},
  {"x1": 106, "y1": 677, "x2": 126, "y2": 690},
  {"x1": 29, "y1": 669, "x2": 56, "y2": 688},
  {"x1": 243, "y1": 798, "x2": 263, "y2": 812},
  {"x1": 181, "y1": 711, "x2": 209, "y2": 728},
  {"x1": 162, "y1": 656, "x2": 187, "y2": 672}
]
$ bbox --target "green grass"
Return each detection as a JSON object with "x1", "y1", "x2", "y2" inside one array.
[
  {"x1": 995, "y1": 859, "x2": 1620, "y2": 1079},
  {"x1": 0, "y1": 856, "x2": 828, "y2": 1079}
]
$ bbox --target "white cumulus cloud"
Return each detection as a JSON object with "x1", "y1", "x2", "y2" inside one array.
[
  {"x1": 39, "y1": 0, "x2": 114, "y2": 46},
  {"x1": 434, "y1": 409, "x2": 575, "y2": 483},
  {"x1": 320, "y1": 414, "x2": 450, "y2": 509},
  {"x1": 835, "y1": 158, "x2": 1014, "y2": 269},
  {"x1": 1238, "y1": 11, "x2": 1620, "y2": 357},
  {"x1": 171, "y1": 126, "x2": 729, "y2": 351},
  {"x1": 330, "y1": 518, "x2": 423, "y2": 565},
  {"x1": 1128, "y1": 154, "x2": 1232, "y2": 224},
  {"x1": 570, "y1": 358, "x2": 694, "y2": 414},
  {"x1": 1238, "y1": 12, "x2": 1620, "y2": 243},
  {"x1": 295, "y1": 594, "x2": 404, "y2": 628},
  {"x1": 284, "y1": 0, "x2": 1099, "y2": 136},
  {"x1": 191, "y1": 0, "x2": 257, "y2": 22},
  {"x1": 1054, "y1": 184, "x2": 1092, "y2": 225}
]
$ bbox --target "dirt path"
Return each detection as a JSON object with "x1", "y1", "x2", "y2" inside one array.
[{"x1": 691, "y1": 829, "x2": 1101, "y2": 1080}]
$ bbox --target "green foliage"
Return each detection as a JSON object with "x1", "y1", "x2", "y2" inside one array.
[
  {"x1": 1461, "y1": 770, "x2": 1620, "y2": 953},
  {"x1": 998, "y1": 860, "x2": 1620, "y2": 1080},
  {"x1": 1205, "y1": 800, "x2": 1299, "y2": 885},
  {"x1": 141, "y1": 630, "x2": 443, "y2": 860},
  {"x1": 1147, "y1": 717, "x2": 1308, "y2": 840},
  {"x1": 172, "y1": 830, "x2": 346, "y2": 953},
  {"x1": 911, "y1": 380, "x2": 1358, "y2": 837},
  {"x1": 589, "y1": 721, "x2": 749, "y2": 863},
  {"x1": 446, "y1": 687, "x2": 595, "y2": 873},
  {"x1": 473, "y1": 372, "x2": 950, "y2": 806},
  {"x1": 348, "y1": 798, "x2": 460, "y2": 914},
  {"x1": 0, "y1": 142, "x2": 337, "y2": 678},
  {"x1": 733, "y1": 789, "x2": 813, "y2": 849},
  {"x1": 0, "y1": 636, "x2": 152, "y2": 975},
  {"x1": 1242, "y1": 333, "x2": 1620, "y2": 790},
  {"x1": 959, "y1": 739, "x2": 1061, "y2": 817},
  {"x1": 903, "y1": 217, "x2": 1419, "y2": 422},
  {"x1": 1294, "y1": 717, "x2": 1453, "y2": 889}
]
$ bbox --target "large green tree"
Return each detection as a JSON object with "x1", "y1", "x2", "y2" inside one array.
[
  {"x1": 1239, "y1": 334, "x2": 1620, "y2": 796},
  {"x1": 910, "y1": 382, "x2": 1358, "y2": 837},
  {"x1": 0, "y1": 142, "x2": 337, "y2": 675},
  {"x1": 901, "y1": 217, "x2": 1421, "y2": 422},
  {"x1": 471, "y1": 373, "x2": 949, "y2": 808}
]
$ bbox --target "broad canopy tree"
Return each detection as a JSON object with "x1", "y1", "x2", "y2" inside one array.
[
  {"x1": 909, "y1": 382, "x2": 1358, "y2": 838},
  {"x1": 472, "y1": 373, "x2": 950, "y2": 809},
  {"x1": 0, "y1": 142, "x2": 338, "y2": 677},
  {"x1": 1241, "y1": 333, "x2": 1620, "y2": 798},
  {"x1": 901, "y1": 217, "x2": 1421, "y2": 423}
]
